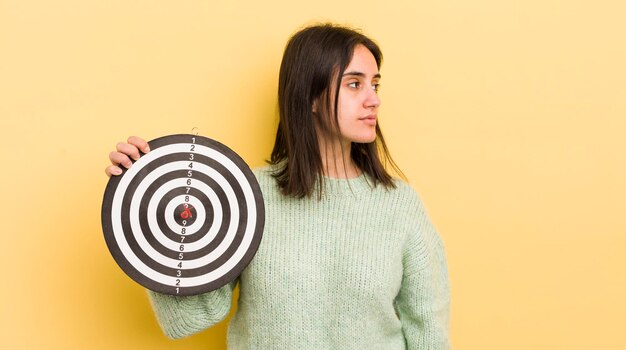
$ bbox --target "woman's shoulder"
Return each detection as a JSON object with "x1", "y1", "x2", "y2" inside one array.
[
  {"x1": 251, "y1": 164, "x2": 279, "y2": 193},
  {"x1": 252, "y1": 164, "x2": 274, "y2": 179},
  {"x1": 378, "y1": 178, "x2": 433, "y2": 221},
  {"x1": 391, "y1": 177, "x2": 416, "y2": 194},
  {"x1": 388, "y1": 177, "x2": 422, "y2": 202}
]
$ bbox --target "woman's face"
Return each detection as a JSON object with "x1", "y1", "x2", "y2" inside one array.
[{"x1": 336, "y1": 44, "x2": 381, "y2": 144}]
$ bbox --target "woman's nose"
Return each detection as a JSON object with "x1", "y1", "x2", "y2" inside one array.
[{"x1": 364, "y1": 87, "x2": 381, "y2": 109}]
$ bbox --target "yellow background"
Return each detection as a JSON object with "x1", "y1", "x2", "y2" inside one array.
[{"x1": 1, "y1": 0, "x2": 624, "y2": 349}]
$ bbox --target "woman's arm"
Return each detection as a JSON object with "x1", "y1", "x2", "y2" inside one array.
[
  {"x1": 395, "y1": 195, "x2": 451, "y2": 349},
  {"x1": 148, "y1": 279, "x2": 238, "y2": 339}
]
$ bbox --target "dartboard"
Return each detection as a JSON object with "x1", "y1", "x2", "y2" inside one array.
[{"x1": 101, "y1": 134, "x2": 264, "y2": 296}]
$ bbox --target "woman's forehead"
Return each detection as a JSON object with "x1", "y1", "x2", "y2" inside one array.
[{"x1": 343, "y1": 45, "x2": 380, "y2": 77}]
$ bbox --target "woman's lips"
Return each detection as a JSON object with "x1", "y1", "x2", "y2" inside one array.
[{"x1": 359, "y1": 115, "x2": 377, "y2": 126}]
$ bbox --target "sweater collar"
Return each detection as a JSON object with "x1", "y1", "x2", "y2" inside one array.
[{"x1": 316, "y1": 172, "x2": 375, "y2": 196}]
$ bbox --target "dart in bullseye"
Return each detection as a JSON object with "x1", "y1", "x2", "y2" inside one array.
[{"x1": 181, "y1": 206, "x2": 193, "y2": 219}]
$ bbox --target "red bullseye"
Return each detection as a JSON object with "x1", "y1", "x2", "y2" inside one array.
[{"x1": 180, "y1": 206, "x2": 194, "y2": 219}]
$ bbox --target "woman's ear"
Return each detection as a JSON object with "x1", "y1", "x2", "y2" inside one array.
[{"x1": 312, "y1": 99, "x2": 318, "y2": 114}]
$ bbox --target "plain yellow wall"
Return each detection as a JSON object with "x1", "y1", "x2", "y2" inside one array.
[{"x1": 1, "y1": 0, "x2": 625, "y2": 349}]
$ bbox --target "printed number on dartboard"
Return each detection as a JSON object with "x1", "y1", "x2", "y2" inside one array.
[{"x1": 174, "y1": 136, "x2": 197, "y2": 294}]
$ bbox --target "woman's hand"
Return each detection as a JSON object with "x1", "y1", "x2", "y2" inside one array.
[{"x1": 105, "y1": 136, "x2": 151, "y2": 177}]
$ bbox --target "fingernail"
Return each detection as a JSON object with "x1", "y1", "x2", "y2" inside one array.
[
  {"x1": 112, "y1": 168, "x2": 122, "y2": 175},
  {"x1": 144, "y1": 145, "x2": 150, "y2": 153},
  {"x1": 123, "y1": 161, "x2": 132, "y2": 168}
]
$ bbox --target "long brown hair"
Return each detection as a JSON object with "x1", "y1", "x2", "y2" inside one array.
[{"x1": 270, "y1": 23, "x2": 402, "y2": 198}]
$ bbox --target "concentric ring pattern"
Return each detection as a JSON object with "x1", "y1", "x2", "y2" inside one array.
[{"x1": 102, "y1": 134, "x2": 264, "y2": 296}]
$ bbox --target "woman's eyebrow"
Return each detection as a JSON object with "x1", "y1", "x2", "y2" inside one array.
[{"x1": 342, "y1": 71, "x2": 381, "y2": 79}]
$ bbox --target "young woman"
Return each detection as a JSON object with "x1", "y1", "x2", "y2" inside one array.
[{"x1": 106, "y1": 23, "x2": 450, "y2": 349}]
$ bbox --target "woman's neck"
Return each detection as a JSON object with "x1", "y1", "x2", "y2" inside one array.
[{"x1": 318, "y1": 136, "x2": 361, "y2": 179}]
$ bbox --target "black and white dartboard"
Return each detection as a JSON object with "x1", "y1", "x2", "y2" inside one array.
[{"x1": 102, "y1": 134, "x2": 264, "y2": 296}]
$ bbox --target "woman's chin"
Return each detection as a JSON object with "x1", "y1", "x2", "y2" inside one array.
[{"x1": 350, "y1": 134, "x2": 377, "y2": 144}]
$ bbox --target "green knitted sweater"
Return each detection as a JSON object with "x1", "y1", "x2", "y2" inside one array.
[{"x1": 148, "y1": 166, "x2": 451, "y2": 349}]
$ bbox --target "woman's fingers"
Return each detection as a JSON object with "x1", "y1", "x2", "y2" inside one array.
[
  {"x1": 104, "y1": 150, "x2": 134, "y2": 178},
  {"x1": 105, "y1": 150, "x2": 135, "y2": 177},
  {"x1": 116, "y1": 142, "x2": 141, "y2": 161},
  {"x1": 105, "y1": 136, "x2": 150, "y2": 178},
  {"x1": 105, "y1": 165, "x2": 123, "y2": 177},
  {"x1": 109, "y1": 150, "x2": 133, "y2": 168},
  {"x1": 128, "y1": 136, "x2": 150, "y2": 154}
]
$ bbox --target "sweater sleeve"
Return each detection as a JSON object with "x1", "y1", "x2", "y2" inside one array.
[
  {"x1": 147, "y1": 279, "x2": 238, "y2": 339},
  {"x1": 395, "y1": 195, "x2": 451, "y2": 349}
]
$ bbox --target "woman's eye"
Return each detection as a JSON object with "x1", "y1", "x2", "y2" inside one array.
[
  {"x1": 372, "y1": 83, "x2": 380, "y2": 92},
  {"x1": 348, "y1": 82, "x2": 360, "y2": 89}
]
